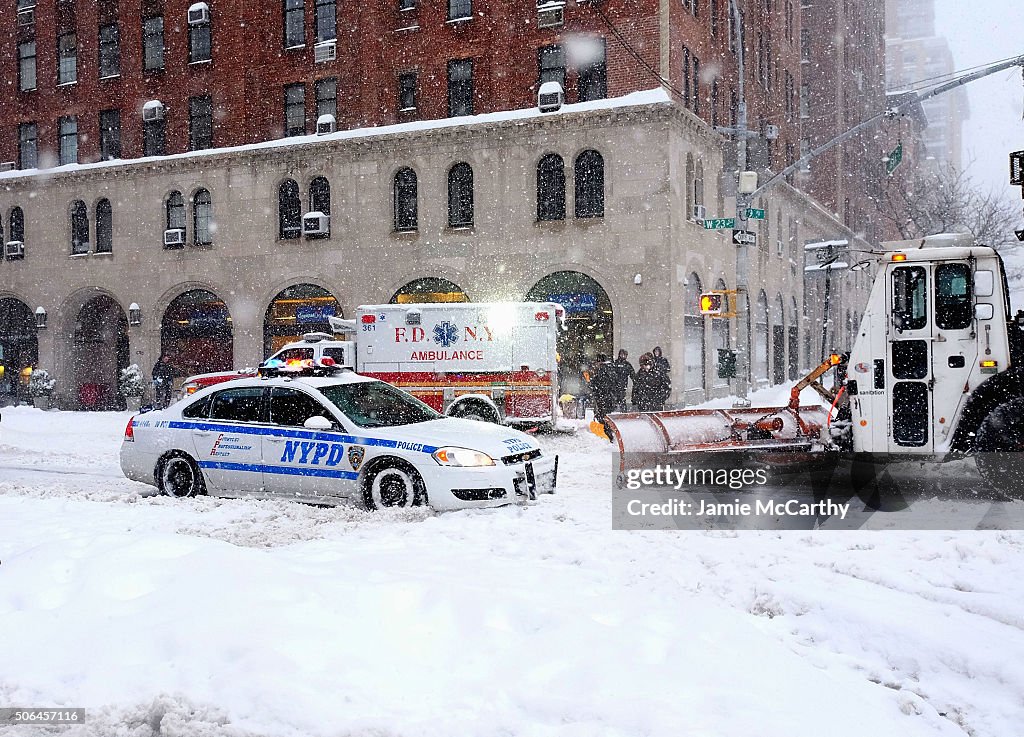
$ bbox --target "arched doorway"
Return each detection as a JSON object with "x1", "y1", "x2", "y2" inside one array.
[
  {"x1": 72, "y1": 295, "x2": 129, "y2": 409},
  {"x1": 772, "y1": 295, "x2": 786, "y2": 385},
  {"x1": 264, "y1": 284, "x2": 341, "y2": 355},
  {"x1": 0, "y1": 298, "x2": 37, "y2": 405},
  {"x1": 526, "y1": 271, "x2": 613, "y2": 396},
  {"x1": 683, "y1": 274, "x2": 706, "y2": 395},
  {"x1": 390, "y1": 277, "x2": 469, "y2": 304},
  {"x1": 161, "y1": 289, "x2": 232, "y2": 380}
]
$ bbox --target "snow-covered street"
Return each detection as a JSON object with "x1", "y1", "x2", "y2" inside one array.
[{"x1": 2, "y1": 407, "x2": 1023, "y2": 736}]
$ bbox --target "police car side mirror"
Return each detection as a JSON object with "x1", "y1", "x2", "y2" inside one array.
[{"x1": 303, "y1": 415, "x2": 334, "y2": 431}]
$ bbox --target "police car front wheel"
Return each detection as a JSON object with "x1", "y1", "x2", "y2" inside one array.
[
  {"x1": 157, "y1": 453, "x2": 206, "y2": 498},
  {"x1": 364, "y1": 461, "x2": 427, "y2": 510}
]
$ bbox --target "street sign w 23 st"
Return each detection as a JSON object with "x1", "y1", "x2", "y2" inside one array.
[
  {"x1": 703, "y1": 218, "x2": 735, "y2": 230},
  {"x1": 732, "y1": 229, "x2": 756, "y2": 246}
]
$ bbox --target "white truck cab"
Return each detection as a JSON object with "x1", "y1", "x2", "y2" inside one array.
[{"x1": 847, "y1": 238, "x2": 1018, "y2": 459}]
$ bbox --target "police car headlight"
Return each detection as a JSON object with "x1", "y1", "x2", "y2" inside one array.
[{"x1": 432, "y1": 447, "x2": 496, "y2": 467}]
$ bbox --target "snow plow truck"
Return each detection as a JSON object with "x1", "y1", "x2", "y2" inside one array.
[{"x1": 608, "y1": 235, "x2": 1024, "y2": 494}]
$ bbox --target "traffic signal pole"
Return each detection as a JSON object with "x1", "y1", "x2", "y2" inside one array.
[{"x1": 716, "y1": 46, "x2": 1024, "y2": 403}]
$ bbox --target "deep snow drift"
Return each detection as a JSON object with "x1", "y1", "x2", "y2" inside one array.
[{"x1": 1, "y1": 405, "x2": 1023, "y2": 737}]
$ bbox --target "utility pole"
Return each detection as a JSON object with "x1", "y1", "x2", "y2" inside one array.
[{"x1": 728, "y1": 0, "x2": 753, "y2": 403}]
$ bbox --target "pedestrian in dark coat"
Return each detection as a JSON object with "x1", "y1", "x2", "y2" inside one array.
[
  {"x1": 611, "y1": 349, "x2": 636, "y2": 412},
  {"x1": 151, "y1": 355, "x2": 176, "y2": 409},
  {"x1": 632, "y1": 353, "x2": 672, "y2": 412},
  {"x1": 587, "y1": 354, "x2": 619, "y2": 437},
  {"x1": 651, "y1": 346, "x2": 671, "y2": 378}
]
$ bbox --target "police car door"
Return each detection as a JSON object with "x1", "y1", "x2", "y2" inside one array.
[
  {"x1": 264, "y1": 387, "x2": 354, "y2": 502},
  {"x1": 192, "y1": 386, "x2": 267, "y2": 494}
]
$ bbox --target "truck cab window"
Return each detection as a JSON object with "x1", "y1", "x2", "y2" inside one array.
[
  {"x1": 891, "y1": 266, "x2": 927, "y2": 331},
  {"x1": 935, "y1": 263, "x2": 972, "y2": 330}
]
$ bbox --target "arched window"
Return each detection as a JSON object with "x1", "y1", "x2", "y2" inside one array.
[
  {"x1": 537, "y1": 154, "x2": 565, "y2": 222},
  {"x1": 684, "y1": 273, "x2": 706, "y2": 393},
  {"x1": 447, "y1": 162, "x2": 473, "y2": 228},
  {"x1": 193, "y1": 189, "x2": 213, "y2": 245},
  {"x1": 394, "y1": 167, "x2": 417, "y2": 232},
  {"x1": 278, "y1": 179, "x2": 301, "y2": 239},
  {"x1": 789, "y1": 296, "x2": 799, "y2": 380},
  {"x1": 9, "y1": 206, "x2": 24, "y2": 242},
  {"x1": 711, "y1": 278, "x2": 731, "y2": 388},
  {"x1": 166, "y1": 190, "x2": 185, "y2": 231},
  {"x1": 754, "y1": 290, "x2": 769, "y2": 383},
  {"x1": 95, "y1": 199, "x2": 112, "y2": 253},
  {"x1": 309, "y1": 176, "x2": 330, "y2": 216},
  {"x1": 772, "y1": 294, "x2": 785, "y2": 384},
  {"x1": 70, "y1": 200, "x2": 89, "y2": 254},
  {"x1": 694, "y1": 161, "x2": 704, "y2": 210},
  {"x1": 574, "y1": 150, "x2": 604, "y2": 218}
]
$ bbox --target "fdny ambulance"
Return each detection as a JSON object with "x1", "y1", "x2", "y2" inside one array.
[{"x1": 180, "y1": 302, "x2": 563, "y2": 427}]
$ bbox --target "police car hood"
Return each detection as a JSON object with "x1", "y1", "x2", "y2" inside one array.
[{"x1": 375, "y1": 418, "x2": 540, "y2": 459}]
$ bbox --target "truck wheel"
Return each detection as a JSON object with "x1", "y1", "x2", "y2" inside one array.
[
  {"x1": 975, "y1": 397, "x2": 1024, "y2": 498},
  {"x1": 449, "y1": 400, "x2": 500, "y2": 424},
  {"x1": 364, "y1": 460, "x2": 428, "y2": 510},
  {"x1": 156, "y1": 452, "x2": 207, "y2": 498}
]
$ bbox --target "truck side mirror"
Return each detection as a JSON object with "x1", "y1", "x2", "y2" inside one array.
[{"x1": 975, "y1": 304, "x2": 994, "y2": 321}]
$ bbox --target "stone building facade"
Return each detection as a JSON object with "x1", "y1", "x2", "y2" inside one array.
[{"x1": 0, "y1": 95, "x2": 871, "y2": 408}]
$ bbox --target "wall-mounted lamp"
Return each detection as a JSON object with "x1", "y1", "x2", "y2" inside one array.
[
  {"x1": 633, "y1": 273, "x2": 643, "y2": 285},
  {"x1": 129, "y1": 302, "x2": 142, "y2": 326},
  {"x1": 34, "y1": 306, "x2": 47, "y2": 330}
]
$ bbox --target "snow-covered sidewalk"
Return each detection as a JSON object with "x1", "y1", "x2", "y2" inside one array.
[{"x1": 1, "y1": 407, "x2": 1023, "y2": 737}]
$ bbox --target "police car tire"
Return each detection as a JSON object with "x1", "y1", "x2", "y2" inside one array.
[
  {"x1": 157, "y1": 452, "x2": 206, "y2": 498},
  {"x1": 364, "y1": 460, "x2": 427, "y2": 510}
]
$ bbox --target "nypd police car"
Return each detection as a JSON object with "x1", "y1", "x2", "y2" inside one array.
[{"x1": 120, "y1": 364, "x2": 557, "y2": 510}]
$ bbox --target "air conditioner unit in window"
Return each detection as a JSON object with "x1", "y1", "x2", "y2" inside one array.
[
  {"x1": 316, "y1": 114, "x2": 336, "y2": 135},
  {"x1": 16, "y1": 8, "x2": 34, "y2": 26},
  {"x1": 692, "y1": 204, "x2": 706, "y2": 222},
  {"x1": 537, "y1": 3, "x2": 564, "y2": 28},
  {"x1": 538, "y1": 81, "x2": 564, "y2": 112},
  {"x1": 302, "y1": 212, "x2": 330, "y2": 236},
  {"x1": 163, "y1": 228, "x2": 186, "y2": 248},
  {"x1": 187, "y1": 2, "x2": 210, "y2": 25},
  {"x1": 5, "y1": 241, "x2": 25, "y2": 260},
  {"x1": 143, "y1": 100, "x2": 166, "y2": 122},
  {"x1": 314, "y1": 40, "x2": 337, "y2": 63}
]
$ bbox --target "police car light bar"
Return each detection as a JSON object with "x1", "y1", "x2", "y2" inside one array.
[{"x1": 258, "y1": 357, "x2": 349, "y2": 378}]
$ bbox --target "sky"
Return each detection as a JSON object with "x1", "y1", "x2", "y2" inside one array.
[{"x1": 933, "y1": 0, "x2": 1024, "y2": 207}]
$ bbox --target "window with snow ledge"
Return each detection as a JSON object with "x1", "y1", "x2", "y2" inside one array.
[
  {"x1": 398, "y1": 0, "x2": 416, "y2": 10},
  {"x1": 393, "y1": 168, "x2": 418, "y2": 232}
]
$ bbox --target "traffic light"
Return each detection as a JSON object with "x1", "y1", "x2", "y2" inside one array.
[{"x1": 699, "y1": 292, "x2": 725, "y2": 315}]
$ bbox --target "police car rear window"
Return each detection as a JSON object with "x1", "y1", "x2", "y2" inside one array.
[
  {"x1": 319, "y1": 381, "x2": 440, "y2": 428},
  {"x1": 210, "y1": 387, "x2": 265, "y2": 423},
  {"x1": 182, "y1": 394, "x2": 213, "y2": 419}
]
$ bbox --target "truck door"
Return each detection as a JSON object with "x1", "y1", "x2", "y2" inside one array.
[
  {"x1": 930, "y1": 262, "x2": 976, "y2": 450},
  {"x1": 887, "y1": 264, "x2": 932, "y2": 453}
]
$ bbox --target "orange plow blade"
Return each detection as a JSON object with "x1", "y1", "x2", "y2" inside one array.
[{"x1": 606, "y1": 405, "x2": 830, "y2": 472}]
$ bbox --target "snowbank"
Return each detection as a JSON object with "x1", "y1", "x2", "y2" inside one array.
[{"x1": 1, "y1": 408, "x2": 1022, "y2": 737}]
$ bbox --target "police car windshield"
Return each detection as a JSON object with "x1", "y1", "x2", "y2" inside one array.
[{"x1": 319, "y1": 381, "x2": 441, "y2": 428}]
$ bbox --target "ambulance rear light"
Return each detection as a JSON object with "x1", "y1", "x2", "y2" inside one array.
[
  {"x1": 124, "y1": 418, "x2": 135, "y2": 442},
  {"x1": 892, "y1": 253, "x2": 907, "y2": 262},
  {"x1": 361, "y1": 315, "x2": 375, "y2": 324},
  {"x1": 535, "y1": 311, "x2": 550, "y2": 321}
]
